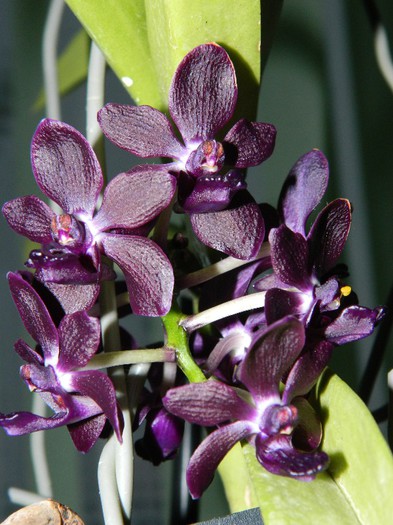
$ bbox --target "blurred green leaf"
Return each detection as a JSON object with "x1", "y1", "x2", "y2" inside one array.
[
  {"x1": 219, "y1": 370, "x2": 393, "y2": 524},
  {"x1": 65, "y1": 0, "x2": 163, "y2": 108},
  {"x1": 33, "y1": 29, "x2": 89, "y2": 112}
]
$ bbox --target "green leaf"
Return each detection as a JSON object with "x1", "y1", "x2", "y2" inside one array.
[
  {"x1": 65, "y1": 0, "x2": 163, "y2": 108},
  {"x1": 312, "y1": 369, "x2": 393, "y2": 524},
  {"x1": 219, "y1": 370, "x2": 393, "y2": 524},
  {"x1": 65, "y1": 1, "x2": 283, "y2": 119},
  {"x1": 33, "y1": 29, "x2": 89, "y2": 112}
]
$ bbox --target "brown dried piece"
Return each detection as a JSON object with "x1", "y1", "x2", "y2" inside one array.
[{"x1": 1, "y1": 499, "x2": 85, "y2": 525}]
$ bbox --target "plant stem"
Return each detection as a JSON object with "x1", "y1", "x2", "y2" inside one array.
[
  {"x1": 162, "y1": 306, "x2": 206, "y2": 383},
  {"x1": 177, "y1": 242, "x2": 270, "y2": 290},
  {"x1": 180, "y1": 291, "x2": 266, "y2": 333},
  {"x1": 81, "y1": 348, "x2": 175, "y2": 371}
]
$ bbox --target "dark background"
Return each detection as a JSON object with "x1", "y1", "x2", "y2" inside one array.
[{"x1": 1, "y1": 1, "x2": 393, "y2": 523}]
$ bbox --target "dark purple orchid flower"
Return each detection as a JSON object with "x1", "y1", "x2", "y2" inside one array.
[
  {"x1": 253, "y1": 150, "x2": 383, "y2": 340},
  {"x1": 2, "y1": 119, "x2": 176, "y2": 316},
  {"x1": 98, "y1": 43, "x2": 276, "y2": 259},
  {"x1": 0, "y1": 273, "x2": 122, "y2": 452},
  {"x1": 251, "y1": 151, "x2": 385, "y2": 394},
  {"x1": 164, "y1": 317, "x2": 329, "y2": 499}
]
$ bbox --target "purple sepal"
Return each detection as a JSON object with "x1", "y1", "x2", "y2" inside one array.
[
  {"x1": 278, "y1": 150, "x2": 329, "y2": 235},
  {"x1": 69, "y1": 371, "x2": 122, "y2": 442},
  {"x1": 224, "y1": 120, "x2": 276, "y2": 168},
  {"x1": 100, "y1": 234, "x2": 174, "y2": 316},
  {"x1": 255, "y1": 433, "x2": 329, "y2": 480},
  {"x1": 282, "y1": 340, "x2": 334, "y2": 402},
  {"x1": 324, "y1": 305, "x2": 384, "y2": 345},
  {"x1": 187, "y1": 421, "x2": 255, "y2": 499},
  {"x1": 308, "y1": 199, "x2": 352, "y2": 274},
  {"x1": 0, "y1": 410, "x2": 71, "y2": 436},
  {"x1": 269, "y1": 225, "x2": 310, "y2": 291},
  {"x1": 57, "y1": 312, "x2": 100, "y2": 370},
  {"x1": 8, "y1": 272, "x2": 58, "y2": 363},
  {"x1": 14, "y1": 339, "x2": 44, "y2": 365},
  {"x1": 92, "y1": 166, "x2": 176, "y2": 232},
  {"x1": 0, "y1": 391, "x2": 102, "y2": 438},
  {"x1": 163, "y1": 380, "x2": 257, "y2": 425},
  {"x1": 190, "y1": 195, "x2": 264, "y2": 259},
  {"x1": 31, "y1": 119, "x2": 103, "y2": 218},
  {"x1": 169, "y1": 43, "x2": 237, "y2": 144},
  {"x1": 98, "y1": 103, "x2": 185, "y2": 159},
  {"x1": 238, "y1": 317, "x2": 305, "y2": 403},
  {"x1": 2, "y1": 196, "x2": 54, "y2": 243},
  {"x1": 68, "y1": 413, "x2": 107, "y2": 453}
]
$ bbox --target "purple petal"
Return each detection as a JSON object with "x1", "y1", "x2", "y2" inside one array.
[
  {"x1": 163, "y1": 381, "x2": 257, "y2": 425},
  {"x1": 308, "y1": 199, "x2": 352, "y2": 274},
  {"x1": 224, "y1": 120, "x2": 276, "y2": 168},
  {"x1": 282, "y1": 341, "x2": 334, "y2": 403},
  {"x1": 8, "y1": 272, "x2": 58, "y2": 363},
  {"x1": 255, "y1": 434, "x2": 329, "y2": 480},
  {"x1": 265, "y1": 289, "x2": 307, "y2": 324},
  {"x1": 31, "y1": 119, "x2": 102, "y2": 217},
  {"x1": 98, "y1": 103, "x2": 185, "y2": 159},
  {"x1": 92, "y1": 166, "x2": 176, "y2": 232},
  {"x1": 169, "y1": 43, "x2": 237, "y2": 144},
  {"x1": 57, "y1": 312, "x2": 100, "y2": 371},
  {"x1": 324, "y1": 305, "x2": 382, "y2": 345},
  {"x1": 68, "y1": 413, "x2": 107, "y2": 452},
  {"x1": 69, "y1": 371, "x2": 122, "y2": 442},
  {"x1": 269, "y1": 225, "x2": 310, "y2": 290},
  {"x1": 238, "y1": 318, "x2": 305, "y2": 402},
  {"x1": 278, "y1": 150, "x2": 329, "y2": 235},
  {"x1": 2, "y1": 196, "x2": 54, "y2": 243},
  {"x1": 101, "y1": 234, "x2": 174, "y2": 316},
  {"x1": 14, "y1": 339, "x2": 44, "y2": 365},
  {"x1": 187, "y1": 421, "x2": 255, "y2": 499},
  {"x1": 190, "y1": 196, "x2": 264, "y2": 260}
]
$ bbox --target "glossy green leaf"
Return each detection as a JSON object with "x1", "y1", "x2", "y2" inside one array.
[
  {"x1": 65, "y1": 0, "x2": 163, "y2": 108},
  {"x1": 219, "y1": 370, "x2": 393, "y2": 524},
  {"x1": 33, "y1": 29, "x2": 89, "y2": 112},
  {"x1": 65, "y1": 1, "x2": 283, "y2": 119}
]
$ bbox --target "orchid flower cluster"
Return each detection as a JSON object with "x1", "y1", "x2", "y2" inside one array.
[{"x1": 0, "y1": 43, "x2": 384, "y2": 500}]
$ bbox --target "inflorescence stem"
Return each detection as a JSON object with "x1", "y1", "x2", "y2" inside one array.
[
  {"x1": 180, "y1": 291, "x2": 267, "y2": 333},
  {"x1": 176, "y1": 242, "x2": 270, "y2": 290},
  {"x1": 80, "y1": 348, "x2": 176, "y2": 371}
]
